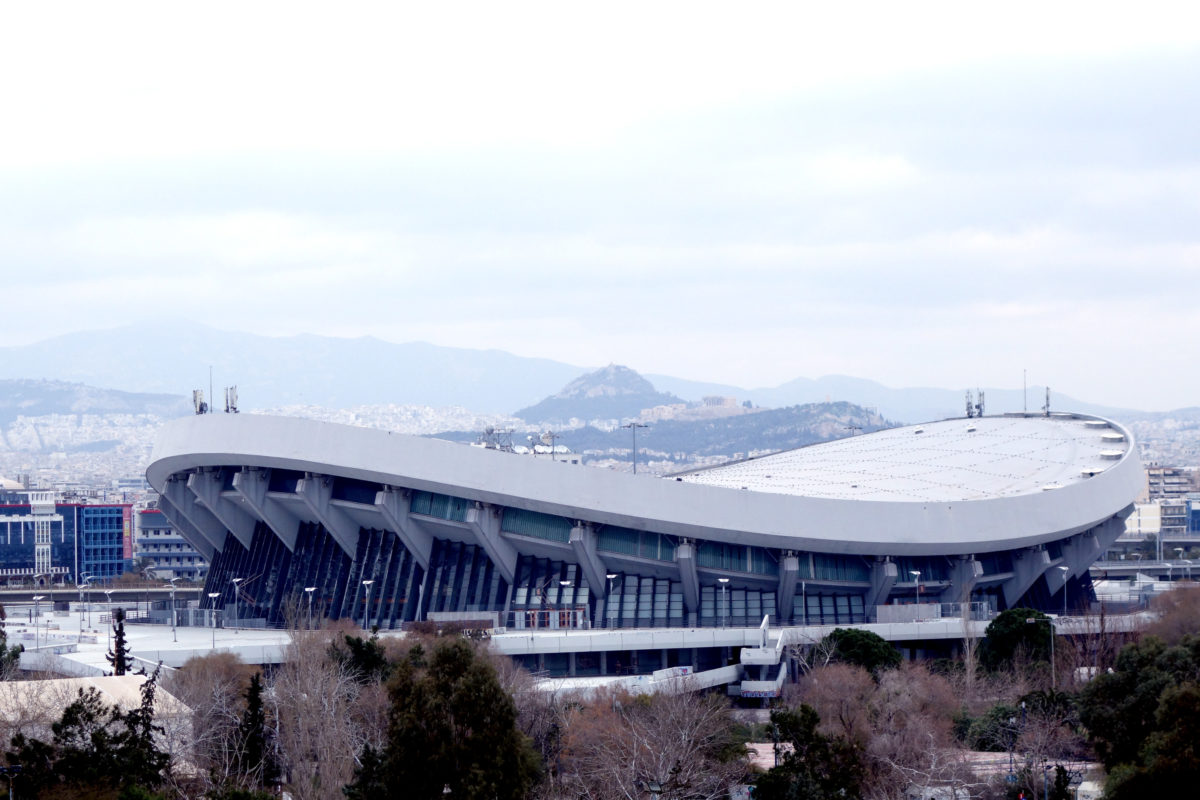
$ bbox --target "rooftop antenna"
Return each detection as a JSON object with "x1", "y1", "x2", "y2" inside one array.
[
  {"x1": 192, "y1": 389, "x2": 208, "y2": 415},
  {"x1": 975, "y1": 389, "x2": 985, "y2": 419},
  {"x1": 1043, "y1": 387, "x2": 1051, "y2": 416},
  {"x1": 224, "y1": 386, "x2": 239, "y2": 413},
  {"x1": 965, "y1": 389, "x2": 974, "y2": 419}
]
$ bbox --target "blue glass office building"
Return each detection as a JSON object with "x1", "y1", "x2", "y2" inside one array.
[{"x1": 0, "y1": 490, "x2": 133, "y2": 585}]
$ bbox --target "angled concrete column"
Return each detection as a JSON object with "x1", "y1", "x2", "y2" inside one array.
[
  {"x1": 156, "y1": 492, "x2": 217, "y2": 561},
  {"x1": 1003, "y1": 547, "x2": 1051, "y2": 608},
  {"x1": 162, "y1": 476, "x2": 227, "y2": 558},
  {"x1": 1086, "y1": 513, "x2": 1131, "y2": 563},
  {"x1": 464, "y1": 503, "x2": 517, "y2": 584},
  {"x1": 569, "y1": 522, "x2": 608, "y2": 602},
  {"x1": 374, "y1": 488, "x2": 432, "y2": 571},
  {"x1": 776, "y1": 552, "x2": 800, "y2": 623},
  {"x1": 232, "y1": 468, "x2": 301, "y2": 551},
  {"x1": 864, "y1": 558, "x2": 898, "y2": 613},
  {"x1": 295, "y1": 473, "x2": 361, "y2": 558},
  {"x1": 188, "y1": 470, "x2": 257, "y2": 549},
  {"x1": 675, "y1": 538, "x2": 700, "y2": 625},
  {"x1": 1061, "y1": 530, "x2": 1101, "y2": 580},
  {"x1": 939, "y1": 556, "x2": 983, "y2": 603}
]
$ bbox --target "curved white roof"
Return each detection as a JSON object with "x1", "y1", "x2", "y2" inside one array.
[
  {"x1": 680, "y1": 414, "x2": 1132, "y2": 503},
  {"x1": 147, "y1": 412, "x2": 1143, "y2": 556}
]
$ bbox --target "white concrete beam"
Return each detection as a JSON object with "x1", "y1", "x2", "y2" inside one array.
[
  {"x1": 155, "y1": 491, "x2": 217, "y2": 561},
  {"x1": 232, "y1": 468, "x2": 302, "y2": 551},
  {"x1": 188, "y1": 470, "x2": 256, "y2": 549},
  {"x1": 1003, "y1": 547, "x2": 1051, "y2": 608},
  {"x1": 375, "y1": 488, "x2": 433, "y2": 571},
  {"x1": 464, "y1": 503, "x2": 517, "y2": 584},
  {"x1": 161, "y1": 476, "x2": 226, "y2": 558},
  {"x1": 295, "y1": 473, "x2": 361, "y2": 558},
  {"x1": 569, "y1": 522, "x2": 608, "y2": 602}
]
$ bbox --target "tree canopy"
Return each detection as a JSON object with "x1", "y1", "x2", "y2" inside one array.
[
  {"x1": 979, "y1": 608, "x2": 1052, "y2": 670},
  {"x1": 1078, "y1": 634, "x2": 1200, "y2": 796},
  {"x1": 754, "y1": 704, "x2": 864, "y2": 800},
  {"x1": 10, "y1": 670, "x2": 170, "y2": 799},
  {"x1": 821, "y1": 627, "x2": 901, "y2": 673},
  {"x1": 345, "y1": 638, "x2": 539, "y2": 800}
]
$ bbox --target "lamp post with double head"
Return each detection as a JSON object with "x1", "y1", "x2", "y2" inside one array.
[
  {"x1": 606, "y1": 573, "x2": 617, "y2": 628},
  {"x1": 361, "y1": 580, "x2": 374, "y2": 630},
  {"x1": 305, "y1": 587, "x2": 316, "y2": 630},
  {"x1": 718, "y1": 577, "x2": 730, "y2": 628},
  {"x1": 208, "y1": 592, "x2": 221, "y2": 648},
  {"x1": 0, "y1": 763, "x2": 22, "y2": 800},
  {"x1": 103, "y1": 590, "x2": 113, "y2": 653},
  {"x1": 231, "y1": 577, "x2": 243, "y2": 633},
  {"x1": 166, "y1": 577, "x2": 178, "y2": 642},
  {"x1": 621, "y1": 421, "x2": 649, "y2": 474},
  {"x1": 1057, "y1": 565, "x2": 1069, "y2": 617},
  {"x1": 32, "y1": 596, "x2": 44, "y2": 650}
]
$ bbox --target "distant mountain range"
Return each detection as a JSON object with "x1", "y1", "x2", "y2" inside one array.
[
  {"x1": 0, "y1": 323, "x2": 1156, "y2": 422},
  {"x1": 0, "y1": 379, "x2": 189, "y2": 426}
]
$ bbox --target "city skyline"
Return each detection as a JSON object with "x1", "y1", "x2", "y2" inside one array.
[{"x1": 3, "y1": 3, "x2": 1199, "y2": 410}]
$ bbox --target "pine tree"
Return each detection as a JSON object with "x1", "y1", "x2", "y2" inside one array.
[
  {"x1": 0, "y1": 604, "x2": 23, "y2": 678},
  {"x1": 237, "y1": 672, "x2": 279, "y2": 789},
  {"x1": 107, "y1": 607, "x2": 135, "y2": 675}
]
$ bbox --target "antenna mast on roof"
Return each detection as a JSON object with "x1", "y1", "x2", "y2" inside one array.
[
  {"x1": 965, "y1": 390, "x2": 974, "y2": 418},
  {"x1": 1043, "y1": 387, "x2": 1051, "y2": 416}
]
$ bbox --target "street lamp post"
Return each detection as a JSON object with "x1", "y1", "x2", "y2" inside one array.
[
  {"x1": 208, "y1": 592, "x2": 221, "y2": 648},
  {"x1": 1057, "y1": 565, "x2": 1069, "y2": 617},
  {"x1": 32, "y1": 596, "x2": 44, "y2": 650},
  {"x1": 166, "y1": 577, "x2": 178, "y2": 642},
  {"x1": 83, "y1": 577, "x2": 93, "y2": 628},
  {"x1": 621, "y1": 422, "x2": 649, "y2": 474},
  {"x1": 0, "y1": 764, "x2": 22, "y2": 800},
  {"x1": 103, "y1": 590, "x2": 113, "y2": 653},
  {"x1": 304, "y1": 587, "x2": 316, "y2": 630},
  {"x1": 559, "y1": 579, "x2": 572, "y2": 627},
  {"x1": 231, "y1": 578, "x2": 243, "y2": 633},
  {"x1": 362, "y1": 580, "x2": 374, "y2": 630},
  {"x1": 801, "y1": 580, "x2": 807, "y2": 626},
  {"x1": 606, "y1": 573, "x2": 617, "y2": 628},
  {"x1": 718, "y1": 577, "x2": 730, "y2": 628},
  {"x1": 76, "y1": 581, "x2": 86, "y2": 643},
  {"x1": 1027, "y1": 615, "x2": 1057, "y2": 690}
]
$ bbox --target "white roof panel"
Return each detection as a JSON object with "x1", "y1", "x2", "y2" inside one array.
[{"x1": 679, "y1": 415, "x2": 1129, "y2": 503}]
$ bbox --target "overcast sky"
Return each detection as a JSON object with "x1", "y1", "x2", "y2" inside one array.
[{"x1": 3, "y1": 2, "x2": 1199, "y2": 410}]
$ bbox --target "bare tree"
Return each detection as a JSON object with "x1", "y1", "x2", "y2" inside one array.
[
  {"x1": 556, "y1": 687, "x2": 748, "y2": 800},
  {"x1": 162, "y1": 651, "x2": 258, "y2": 797},
  {"x1": 269, "y1": 627, "x2": 391, "y2": 800},
  {"x1": 788, "y1": 662, "x2": 875, "y2": 745}
]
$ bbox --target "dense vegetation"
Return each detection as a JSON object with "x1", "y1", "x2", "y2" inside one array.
[{"x1": 0, "y1": 590, "x2": 1196, "y2": 799}]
